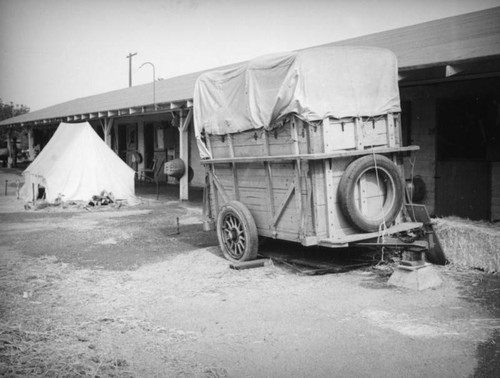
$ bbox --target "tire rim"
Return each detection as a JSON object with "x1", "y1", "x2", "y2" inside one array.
[
  {"x1": 221, "y1": 212, "x2": 246, "y2": 259},
  {"x1": 354, "y1": 167, "x2": 395, "y2": 221}
]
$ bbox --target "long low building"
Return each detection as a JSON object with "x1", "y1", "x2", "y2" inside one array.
[{"x1": 1, "y1": 7, "x2": 500, "y2": 221}]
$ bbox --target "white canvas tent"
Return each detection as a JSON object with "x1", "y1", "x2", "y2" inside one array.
[{"x1": 20, "y1": 122, "x2": 137, "y2": 204}]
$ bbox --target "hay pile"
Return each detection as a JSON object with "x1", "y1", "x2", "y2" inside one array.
[{"x1": 432, "y1": 217, "x2": 500, "y2": 273}]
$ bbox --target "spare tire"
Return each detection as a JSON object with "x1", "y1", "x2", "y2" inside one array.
[{"x1": 338, "y1": 154, "x2": 404, "y2": 232}]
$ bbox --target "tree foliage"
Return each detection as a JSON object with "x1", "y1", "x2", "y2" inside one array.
[
  {"x1": 0, "y1": 99, "x2": 30, "y2": 141},
  {"x1": 0, "y1": 98, "x2": 30, "y2": 122}
]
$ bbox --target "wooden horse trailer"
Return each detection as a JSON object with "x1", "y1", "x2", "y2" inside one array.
[{"x1": 194, "y1": 47, "x2": 423, "y2": 262}]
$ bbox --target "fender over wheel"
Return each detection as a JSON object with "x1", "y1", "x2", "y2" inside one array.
[
  {"x1": 338, "y1": 154, "x2": 404, "y2": 233},
  {"x1": 216, "y1": 201, "x2": 259, "y2": 262}
]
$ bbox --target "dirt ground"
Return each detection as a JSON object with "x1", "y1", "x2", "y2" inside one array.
[{"x1": 1, "y1": 167, "x2": 499, "y2": 377}]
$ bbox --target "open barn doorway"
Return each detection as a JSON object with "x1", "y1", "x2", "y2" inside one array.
[{"x1": 435, "y1": 94, "x2": 500, "y2": 220}]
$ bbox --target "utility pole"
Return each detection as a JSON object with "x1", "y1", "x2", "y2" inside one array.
[{"x1": 126, "y1": 52, "x2": 137, "y2": 87}]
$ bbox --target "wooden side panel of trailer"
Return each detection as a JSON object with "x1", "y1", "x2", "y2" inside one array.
[
  {"x1": 208, "y1": 115, "x2": 402, "y2": 159},
  {"x1": 204, "y1": 114, "x2": 419, "y2": 246},
  {"x1": 208, "y1": 161, "x2": 314, "y2": 242}
]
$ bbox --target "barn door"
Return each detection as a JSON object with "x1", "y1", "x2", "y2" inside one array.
[{"x1": 435, "y1": 161, "x2": 490, "y2": 220}]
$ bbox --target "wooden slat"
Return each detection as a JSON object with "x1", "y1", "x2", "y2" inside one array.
[
  {"x1": 265, "y1": 165, "x2": 275, "y2": 217},
  {"x1": 207, "y1": 165, "x2": 219, "y2": 215},
  {"x1": 324, "y1": 159, "x2": 335, "y2": 238},
  {"x1": 303, "y1": 163, "x2": 314, "y2": 238},
  {"x1": 227, "y1": 134, "x2": 239, "y2": 201},
  {"x1": 354, "y1": 117, "x2": 363, "y2": 150},
  {"x1": 271, "y1": 184, "x2": 295, "y2": 229},
  {"x1": 212, "y1": 171, "x2": 229, "y2": 202},
  {"x1": 262, "y1": 131, "x2": 276, "y2": 220},
  {"x1": 362, "y1": 117, "x2": 389, "y2": 148},
  {"x1": 386, "y1": 113, "x2": 396, "y2": 147},
  {"x1": 200, "y1": 145, "x2": 419, "y2": 164},
  {"x1": 290, "y1": 120, "x2": 305, "y2": 237}
]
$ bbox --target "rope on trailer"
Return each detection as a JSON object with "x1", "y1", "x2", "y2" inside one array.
[
  {"x1": 406, "y1": 156, "x2": 418, "y2": 222},
  {"x1": 370, "y1": 145, "x2": 389, "y2": 244}
]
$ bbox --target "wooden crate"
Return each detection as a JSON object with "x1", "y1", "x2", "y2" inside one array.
[{"x1": 202, "y1": 114, "x2": 420, "y2": 247}]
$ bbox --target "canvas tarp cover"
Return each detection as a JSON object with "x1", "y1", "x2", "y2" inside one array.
[
  {"x1": 20, "y1": 122, "x2": 137, "y2": 204},
  {"x1": 194, "y1": 46, "x2": 400, "y2": 158}
]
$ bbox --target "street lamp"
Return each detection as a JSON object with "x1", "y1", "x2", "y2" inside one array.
[{"x1": 139, "y1": 62, "x2": 156, "y2": 111}]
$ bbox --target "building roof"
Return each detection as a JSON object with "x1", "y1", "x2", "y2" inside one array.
[
  {"x1": 2, "y1": 6, "x2": 500, "y2": 128},
  {"x1": 328, "y1": 6, "x2": 500, "y2": 70}
]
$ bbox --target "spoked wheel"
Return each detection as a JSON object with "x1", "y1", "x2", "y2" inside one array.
[{"x1": 216, "y1": 201, "x2": 258, "y2": 262}]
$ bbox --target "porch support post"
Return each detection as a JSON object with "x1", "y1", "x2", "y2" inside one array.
[
  {"x1": 27, "y1": 127, "x2": 35, "y2": 161},
  {"x1": 112, "y1": 123, "x2": 119, "y2": 153},
  {"x1": 6, "y1": 129, "x2": 15, "y2": 168},
  {"x1": 100, "y1": 118, "x2": 114, "y2": 148},
  {"x1": 179, "y1": 109, "x2": 192, "y2": 201}
]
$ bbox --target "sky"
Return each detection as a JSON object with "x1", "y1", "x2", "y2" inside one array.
[{"x1": 0, "y1": 0, "x2": 499, "y2": 112}]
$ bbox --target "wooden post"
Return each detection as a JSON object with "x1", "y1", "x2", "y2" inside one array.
[
  {"x1": 263, "y1": 131, "x2": 275, "y2": 221},
  {"x1": 112, "y1": 123, "x2": 119, "y2": 153},
  {"x1": 179, "y1": 109, "x2": 192, "y2": 201},
  {"x1": 208, "y1": 163, "x2": 219, "y2": 213},
  {"x1": 205, "y1": 135, "x2": 220, "y2": 212},
  {"x1": 324, "y1": 158, "x2": 335, "y2": 238},
  {"x1": 100, "y1": 118, "x2": 114, "y2": 148},
  {"x1": 6, "y1": 129, "x2": 13, "y2": 168},
  {"x1": 227, "y1": 134, "x2": 239, "y2": 201},
  {"x1": 354, "y1": 117, "x2": 364, "y2": 150},
  {"x1": 386, "y1": 113, "x2": 396, "y2": 148},
  {"x1": 27, "y1": 127, "x2": 35, "y2": 161},
  {"x1": 290, "y1": 120, "x2": 304, "y2": 237}
]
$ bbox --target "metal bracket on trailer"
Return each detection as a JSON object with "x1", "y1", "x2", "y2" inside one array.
[
  {"x1": 353, "y1": 237, "x2": 428, "y2": 251},
  {"x1": 318, "y1": 221, "x2": 423, "y2": 248}
]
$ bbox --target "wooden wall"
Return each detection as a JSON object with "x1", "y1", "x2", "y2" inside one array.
[{"x1": 400, "y1": 92, "x2": 437, "y2": 213}]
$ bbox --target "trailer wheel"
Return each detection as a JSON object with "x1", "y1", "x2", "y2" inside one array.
[
  {"x1": 217, "y1": 201, "x2": 258, "y2": 262},
  {"x1": 338, "y1": 154, "x2": 404, "y2": 233}
]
